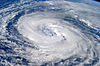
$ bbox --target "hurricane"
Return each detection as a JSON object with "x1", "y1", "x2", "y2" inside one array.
[{"x1": 0, "y1": 0, "x2": 100, "y2": 66}]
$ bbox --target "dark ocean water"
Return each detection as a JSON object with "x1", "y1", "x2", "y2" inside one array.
[{"x1": 94, "y1": 0, "x2": 100, "y2": 2}]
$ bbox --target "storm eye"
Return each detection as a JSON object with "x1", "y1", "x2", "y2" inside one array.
[{"x1": 40, "y1": 26, "x2": 57, "y2": 36}]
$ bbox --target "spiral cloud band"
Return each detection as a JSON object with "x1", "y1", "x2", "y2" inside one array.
[{"x1": 0, "y1": 0, "x2": 100, "y2": 66}]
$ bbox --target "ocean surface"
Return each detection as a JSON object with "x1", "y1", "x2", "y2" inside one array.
[{"x1": 0, "y1": 0, "x2": 100, "y2": 66}]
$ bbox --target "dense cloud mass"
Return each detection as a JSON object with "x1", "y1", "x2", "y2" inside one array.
[{"x1": 0, "y1": 0, "x2": 100, "y2": 66}]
